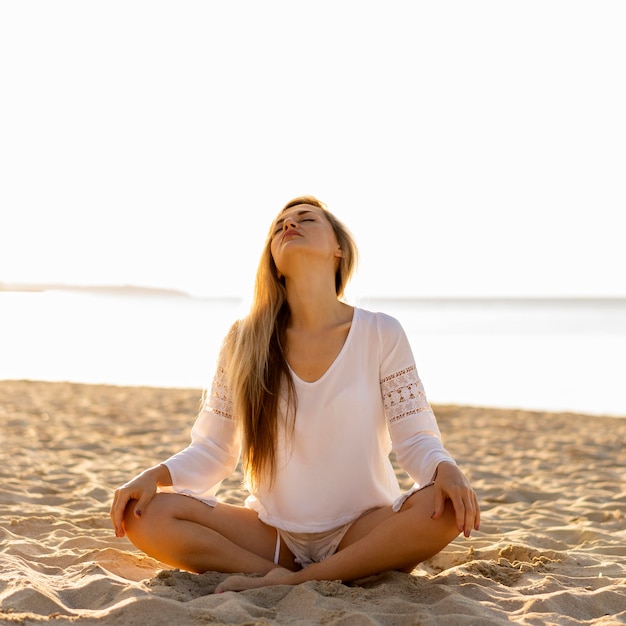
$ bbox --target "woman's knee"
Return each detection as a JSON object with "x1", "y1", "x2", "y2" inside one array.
[
  {"x1": 122, "y1": 495, "x2": 168, "y2": 542},
  {"x1": 404, "y1": 489, "x2": 461, "y2": 542},
  {"x1": 122, "y1": 498, "x2": 142, "y2": 538}
]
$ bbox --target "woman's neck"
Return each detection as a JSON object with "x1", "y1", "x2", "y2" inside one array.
[{"x1": 284, "y1": 278, "x2": 351, "y2": 332}]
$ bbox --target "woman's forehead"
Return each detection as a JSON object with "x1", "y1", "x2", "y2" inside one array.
[
  {"x1": 279, "y1": 202, "x2": 320, "y2": 215},
  {"x1": 274, "y1": 204, "x2": 323, "y2": 225}
]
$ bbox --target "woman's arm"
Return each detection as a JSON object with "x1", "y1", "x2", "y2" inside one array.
[
  {"x1": 377, "y1": 316, "x2": 479, "y2": 536},
  {"x1": 110, "y1": 366, "x2": 240, "y2": 535}
]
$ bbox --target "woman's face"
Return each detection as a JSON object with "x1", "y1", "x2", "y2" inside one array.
[{"x1": 269, "y1": 203, "x2": 342, "y2": 277}]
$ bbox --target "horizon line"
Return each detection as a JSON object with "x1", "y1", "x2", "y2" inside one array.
[{"x1": 1, "y1": 282, "x2": 625, "y2": 301}]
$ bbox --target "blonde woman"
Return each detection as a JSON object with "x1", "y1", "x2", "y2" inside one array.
[{"x1": 110, "y1": 196, "x2": 480, "y2": 592}]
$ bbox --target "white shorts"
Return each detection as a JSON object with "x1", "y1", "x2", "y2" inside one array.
[{"x1": 276, "y1": 523, "x2": 354, "y2": 568}]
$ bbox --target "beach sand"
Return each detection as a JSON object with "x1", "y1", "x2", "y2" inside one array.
[{"x1": 1, "y1": 380, "x2": 624, "y2": 625}]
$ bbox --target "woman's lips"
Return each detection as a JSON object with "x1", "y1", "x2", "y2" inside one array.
[{"x1": 282, "y1": 231, "x2": 303, "y2": 242}]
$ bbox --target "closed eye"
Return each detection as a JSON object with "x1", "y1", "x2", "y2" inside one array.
[{"x1": 273, "y1": 218, "x2": 313, "y2": 235}]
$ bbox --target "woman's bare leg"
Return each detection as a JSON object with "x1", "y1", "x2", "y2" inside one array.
[
  {"x1": 215, "y1": 484, "x2": 460, "y2": 592},
  {"x1": 122, "y1": 493, "x2": 298, "y2": 574}
]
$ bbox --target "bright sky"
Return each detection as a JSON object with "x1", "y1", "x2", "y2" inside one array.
[{"x1": 1, "y1": 1, "x2": 624, "y2": 299}]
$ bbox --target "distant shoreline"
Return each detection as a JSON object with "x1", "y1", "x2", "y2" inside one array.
[{"x1": 0, "y1": 283, "x2": 191, "y2": 298}]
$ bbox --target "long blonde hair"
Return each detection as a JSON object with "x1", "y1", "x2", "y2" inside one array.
[{"x1": 221, "y1": 196, "x2": 358, "y2": 489}]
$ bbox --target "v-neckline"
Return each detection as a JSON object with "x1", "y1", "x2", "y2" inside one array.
[{"x1": 287, "y1": 307, "x2": 358, "y2": 385}]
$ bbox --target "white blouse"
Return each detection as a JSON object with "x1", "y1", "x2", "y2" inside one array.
[{"x1": 163, "y1": 308, "x2": 456, "y2": 533}]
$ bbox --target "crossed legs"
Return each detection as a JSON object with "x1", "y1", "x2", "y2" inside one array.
[{"x1": 122, "y1": 484, "x2": 459, "y2": 591}]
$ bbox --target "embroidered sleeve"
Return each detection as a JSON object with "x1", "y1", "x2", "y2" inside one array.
[
  {"x1": 202, "y1": 365, "x2": 235, "y2": 421},
  {"x1": 382, "y1": 363, "x2": 455, "y2": 489},
  {"x1": 161, "y1": 363, "x2": 240, "y2": 503},
  {"x1": 381, "y1": 364, "x2": 431, "y2": 424}
]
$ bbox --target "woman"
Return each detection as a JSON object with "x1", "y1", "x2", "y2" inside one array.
[{"x1": 110, "y1": 196, "x2": 480, "y2": 593}]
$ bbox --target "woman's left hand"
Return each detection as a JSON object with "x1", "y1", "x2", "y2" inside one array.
[{"x1": 431, "y1": 461, "x2": 480, "y2": 537}]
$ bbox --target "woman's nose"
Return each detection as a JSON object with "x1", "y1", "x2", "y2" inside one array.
[{"x1": 283, "y1": 218, "x2": 297, "y2": 230}]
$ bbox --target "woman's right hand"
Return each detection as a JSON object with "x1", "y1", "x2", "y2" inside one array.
[{"x1": 110, "y1": 464, "x2": 171, "y2": 537}]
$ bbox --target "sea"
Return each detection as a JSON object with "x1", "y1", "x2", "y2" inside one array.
[{"x1": 1, "y1": 290, "x2": 624, "y2": 417}]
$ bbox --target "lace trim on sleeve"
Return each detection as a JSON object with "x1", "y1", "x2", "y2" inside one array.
[
  {"x1": 203, "y1": 365, "x2": 235, "y2": 420},
  {"x1": 381, "y1": 364, "x2": 431, "y2": 423}
]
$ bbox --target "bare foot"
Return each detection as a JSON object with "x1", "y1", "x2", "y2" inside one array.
[{"x1": 215, "y1": 567, "x2": 295, "y2": 593}]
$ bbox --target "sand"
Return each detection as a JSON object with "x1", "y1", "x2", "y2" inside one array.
[{"x1": 0, "y1": 380, "x2": 625, "y2": 625}]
